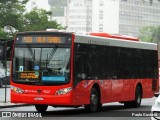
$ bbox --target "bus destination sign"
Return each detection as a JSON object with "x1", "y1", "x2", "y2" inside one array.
[{"x1": 16, "y1": 36, "x2": 71, "y2": 44}]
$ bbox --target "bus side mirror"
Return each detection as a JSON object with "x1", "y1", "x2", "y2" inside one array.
[{"x1": 154, "y1": 93, "x2": 159, "y2": 97}]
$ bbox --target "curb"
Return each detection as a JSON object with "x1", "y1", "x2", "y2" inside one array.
[{"x1": 0, "y1": 104, "x2": 32, "y2": 109}]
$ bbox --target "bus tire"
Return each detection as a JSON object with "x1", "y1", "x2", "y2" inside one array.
[
  {"x1": 85, "y1": 87, "x2": 100, "y2": 112},
  {"x1": 35, "y1": 105, "x2": 48, "y2": 113},
  {"x1": 132, "y1": 85, "x2": 142, "y2": 108},
  {"x1": 124, "y1": 85, "x2": 142, "y2": 108}
]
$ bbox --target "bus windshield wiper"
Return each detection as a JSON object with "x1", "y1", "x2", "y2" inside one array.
[
  {"x1": 47, "y1": 47, "x2": 57, "y2": 64},
  {"x1": 27, "y1": 45, "x2": 35, "y2": 61}
]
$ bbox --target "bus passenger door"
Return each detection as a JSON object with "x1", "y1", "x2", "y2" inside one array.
[{"x1": 73, "y1": 51, "x2": 89, "y2": 105}]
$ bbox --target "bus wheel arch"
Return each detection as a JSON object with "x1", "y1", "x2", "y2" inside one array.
[
  {"x1": 136, "y1": 83, "x2": 143, "y2": 95},
  {"x1": 93, "y1": 84, "x2": 101, "y2": 102},
  {"x1": 124, "y1": 83, "x2": 142, "y2": 108},
  {"x1": 85, "y1": 83, "x2": 102, "y2": 112}
]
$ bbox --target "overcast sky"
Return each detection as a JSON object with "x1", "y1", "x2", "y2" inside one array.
[{"x1": 26, "y1": 0, "x2": 51, "y2": 12}]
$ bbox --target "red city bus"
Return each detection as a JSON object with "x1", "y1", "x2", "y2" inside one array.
[{"x1": 11, "y1": 31, "x2": 159, "y2": 112}]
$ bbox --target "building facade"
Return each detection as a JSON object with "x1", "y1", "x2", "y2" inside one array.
[
  {"x1": 26, "y1": 0, "x2": 50, "y2": 12},
  {"x1": 66, "y1": 0, "x2": 87, "y2": 33},
  {"x1": 119, "y1": 0, "x2": 160, "y2": 37},
  {"x1": 66, "y1": 0, "x2": 160, "y2": 37}
]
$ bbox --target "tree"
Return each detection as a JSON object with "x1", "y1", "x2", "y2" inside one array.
[
  {"x1": 139, "y1": 26, "x2": 160, "y2": 44},
  {"x1": 152, "y1": 26, "x2": 160, "y2": 43},
  {"x1": 0, "y1": 1, "x2": 66, "y2": 39},
  {"x1": 0, "y1": 28, "x2": 7, "y2": 38},
  {"x1": 0, "y1": 0, "x2": 28, "y2": 28},
  {"x1": 139, "y1": 26, "x2": 160, "y2": 57},
  {"x1": 0, "y1": 0, "x2": 29, "y2": 38},
  {"x1": 139, "y1": 26, "x2": 156, "y2": 42},
  {"x1": 22, "y1": 8, "x2": 66, "y2": 31}
]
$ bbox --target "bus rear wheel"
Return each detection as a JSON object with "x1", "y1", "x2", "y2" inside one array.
[
  {"x1": 35, "y1": 105, "x2": 48, "y2": 113},
  {"x1": 85, "y1": 87, "x2": 100, "y2": 112},
  {"x1": 132, "y1": 86, "x2": 142, "y2": 107},
  {"x1": 124, "y1": 85, "x2": 142, "y2": 108}
]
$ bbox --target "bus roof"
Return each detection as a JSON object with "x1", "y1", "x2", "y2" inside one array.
[
  {"x1": 88, "y1": 32, "x2": 139, "y2": 41},
  {"x1": 74, "y1": 34, "x2": 157, "y2": 51}
]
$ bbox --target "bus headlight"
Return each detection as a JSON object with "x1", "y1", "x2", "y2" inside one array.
[
  {"x1": 55, "y1": 87, "x2": 72, "y2": 95},
  {"x1": 11, "y1": 86, "x2": 25, "y2": 94}
]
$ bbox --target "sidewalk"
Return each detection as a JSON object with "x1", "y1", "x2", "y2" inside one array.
[
  {"x1": 0, "y1": 102, "x2": 28, "y2": 108},
  {"x1": 0, "y1": 86, "x2": 29, "y2": 108}
]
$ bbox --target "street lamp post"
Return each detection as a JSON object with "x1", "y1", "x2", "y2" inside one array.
[
  {"x1": 3, "y1": 26, "x2": 10, "y2": 103},
  {"x1": 4, "y1": 37, "x2": 7, "y2": 103}
]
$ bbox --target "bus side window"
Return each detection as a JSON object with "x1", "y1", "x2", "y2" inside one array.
[{"x1": 74, "y1": 54, "x2": 86, "y2": 81}]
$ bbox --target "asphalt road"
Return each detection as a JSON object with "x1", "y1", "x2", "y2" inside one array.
[{"x1": 0, "y1": 97, "x2": 156, "y2": 120}]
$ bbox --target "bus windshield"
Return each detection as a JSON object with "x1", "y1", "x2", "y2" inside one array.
[{"x1": 12, "y1": 45, "x2": 71, "y2": 85}]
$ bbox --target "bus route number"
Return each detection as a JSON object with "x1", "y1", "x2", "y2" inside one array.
[
  {"x1": 23, "y1": 37, "x2": 32, "y2": 43},
  {"x1": 36, "y1": 37, "x2": 61, "y2": 43},
  {"x1": 47, "y1": 37, "x2": 61, "y2": 43}
]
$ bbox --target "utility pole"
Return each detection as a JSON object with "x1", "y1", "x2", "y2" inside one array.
[
  {"x1": 4, "y1": 37, "x2": 7, "y2": 103},
  {"x1": 3, "y1": 25, "x2": 10, "y2": 103}
]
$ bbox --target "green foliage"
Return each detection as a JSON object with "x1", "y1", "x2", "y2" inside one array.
[
  {"x1": 0, "y1": 0, "x2": 28, "y2": 29},
  {"x1": 0, "y1": 0, "x2": 66, "y2": 39},
  {"x1": 152, "y1": 26, "x2": 160, "y2": 43},
  {"x1": 0, "y1": 28, "x2": 8, "y2": 39},
  {"x1": 0, "y1": 0, "x2": 29, "y2": 38},
  {"x1": 139, "y1": 26, "x2": 156, "y2": 42},
  {"x1": 23, "y1": 8, "x2": 65, "y2": 31},
  {"x1": 139, "y1": 26, "x2": 160, "y2": 44},
  {"x1": 139, "y1": 26, "x2": 160, "y2": 57}
]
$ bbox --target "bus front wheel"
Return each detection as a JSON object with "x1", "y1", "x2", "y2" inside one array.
[
  {"x1": 35, "y1": 104, "x2": 48, "y2": 113},
  {"x1": 85, "y1": 87, "x2": 100, "y2": 112}
]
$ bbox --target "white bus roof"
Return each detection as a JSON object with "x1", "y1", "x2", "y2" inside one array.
[{"x1": 74, "y1": 34, "x2": 157, "y2": 50}]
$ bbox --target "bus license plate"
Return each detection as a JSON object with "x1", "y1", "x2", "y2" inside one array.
[{"x1": 34, "y1": 97, "x2": 44, "y2": 101}]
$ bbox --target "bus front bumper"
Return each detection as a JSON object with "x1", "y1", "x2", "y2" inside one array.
[{"x1": 11, "y1": 91, "x2": 73, "y2": 106}]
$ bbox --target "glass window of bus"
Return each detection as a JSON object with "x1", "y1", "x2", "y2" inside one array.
[
  {"x1": 41, "y1": 47, "x2": 70, "y2": 83},
  {"x1": 12, "y1": 45, "x2": 71, "y2": 84}
]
